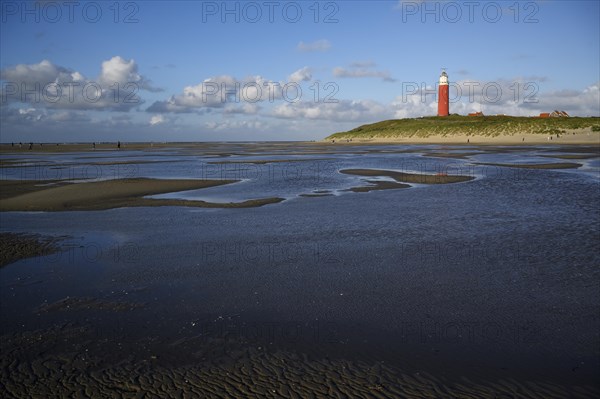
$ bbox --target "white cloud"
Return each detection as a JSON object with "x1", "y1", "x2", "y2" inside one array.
[
  {"x1": 272, "y1": 99, "x2": 390, "y2": 122},
  {"x1": 350, "y1": 61, "x2": 376, "y2": 68},
  {"x1": 288, "y1": 67, "x2": 313, "y2": 82},
  {"x1": 150, "y1": 114, "x2": 166, "y2": 125},
  {"x1": 98, "y1": 56, "x2": 161, "y2": 92},
  {"x1": 49, "y1": 111, "x2": 91, "y2": 122},
  {"x1": 0, "y1": 57, "x2": 161, "y2": 111},
  {"x1": 147, "y1": 75, "x2": 284, "y2": 113},
  {"x1": 99, "y1": 57, "x2": 140, "y2": 86},
  {"x1": 205, "y1": 119, "x2": 267, "y2": 131},
  {"x1": 18, "y1": 107, "x2": 37, "y2": 115},
  {"x1": 521, "y1": 83, "x2": 599, "y2": 116},
  {"x1": 223, "y1": 103, "x2": 261, "y2": 115},
  {"x1": 333, "y1": 63, "x2": 396, "y2": 82},
  {"x1": 297, "y1": 39, "x2": 331, "y2": 52},
  {"x1": 1, "y1": 59, "x2": 69, "y2": 86}
]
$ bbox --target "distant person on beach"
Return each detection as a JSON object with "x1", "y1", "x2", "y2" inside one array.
[
  {"x1": 117, "y1": 141, "x2": 121, "y2": 149},
  {"x1": 28, "y1": 142, "x2": 32, "y2": 150},
  {"x1": 93, "y1": 142, "x2": 96, "y2": 150}
]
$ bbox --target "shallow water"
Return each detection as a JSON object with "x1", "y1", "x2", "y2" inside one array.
[{"x1": 1, "y1": 143, "x2": 599, "y2": 396}]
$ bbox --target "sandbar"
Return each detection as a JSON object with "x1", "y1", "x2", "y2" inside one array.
[
  {"x1": 0, "y1": 178, "x2": 284, "y2": 211},
  {"x1": 208, "y1": 158, "x2": 334, "y2": 165},
  {"x1": 340, "y1": 169, "x2": 475, "y2": 184},
  {"x1": 473, "y1": 162, "x2": 582, "y2": 169},
  {"x1": 344, "y1": 180, "x2": 411, "y2": 192}
]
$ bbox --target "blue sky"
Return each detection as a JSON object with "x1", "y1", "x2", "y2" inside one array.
[{"x1": 1, "y1": 0, "x2": 599, "y2": 141}]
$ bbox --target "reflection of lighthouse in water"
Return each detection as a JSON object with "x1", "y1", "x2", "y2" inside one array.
[{"x1": 438, "y1": 70, "x2": 449, "y2": 117}]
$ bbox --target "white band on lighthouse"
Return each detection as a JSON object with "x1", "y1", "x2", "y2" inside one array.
[{"x1": 439, "y1": 71, "x2": 448, "y2": 85}]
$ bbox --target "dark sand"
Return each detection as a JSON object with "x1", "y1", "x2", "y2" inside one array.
[
  {"x1": 208, "y1": 158, "x2": 334, "y2": 165},
  {"x1": 0, "y1": 179, "x2": 284, "y2": 211},
  {"x1": 0, "y1": 159, "x2": 187, "y2": 169},
  {"x1": 1, "y1": 320, "x2": 597, "y2": 398},
  {"x1": 37, "y1": 296, "x2": 145, "y2": 313},
  {"x1": 299, "y1": 193, "x2": 335, "y2": 197},
  {"x1": 0, "y1": 233, "x2": 64, "y2": 267},
  {"x1": 473, "y1": 162, "x2": 583, "y2": 169},
  {"x1": 344, "y1": 180, "x2": 411, "y2": 193},
  {"x1": 538, "y1": 154, "x2": 599, "y2": 160},
  {"x1": 421, "y1": 152, "x2": 481, "y2": 159},
  {"x1": 340, "y1": 169, "x2": 475, "y2": 184}
]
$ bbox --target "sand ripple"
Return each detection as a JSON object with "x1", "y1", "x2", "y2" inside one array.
[{"x1": 1, "y1": 324, "x2": 597, "y2": 398}]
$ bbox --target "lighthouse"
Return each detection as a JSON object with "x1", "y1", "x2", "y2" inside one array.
[{"x1": 437, "y1": 70, "x2": 449, "y2": 117}]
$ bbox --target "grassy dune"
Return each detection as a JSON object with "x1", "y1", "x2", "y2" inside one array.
[{"x1": 326, "y1": 116, "x2": 600, "y2": 140}]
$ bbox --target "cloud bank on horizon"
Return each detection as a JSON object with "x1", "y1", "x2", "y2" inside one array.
[{"x1": 1, "y1": 1, "x2": 599, "y2": 141}]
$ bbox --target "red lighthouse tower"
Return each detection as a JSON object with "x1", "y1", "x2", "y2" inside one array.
[{"x1": 437, "y1": 70, "x2": 449, "y2": 117}]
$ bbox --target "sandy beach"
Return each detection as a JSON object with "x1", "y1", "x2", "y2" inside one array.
[
  {"x1": 326, "y1": 129, "x2": 600, "y2": 146},
  {"x1": 1, "y1": 130, "x2": 599, "y2": 155}
]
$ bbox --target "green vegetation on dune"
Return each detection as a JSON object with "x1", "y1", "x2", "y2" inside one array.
[{"x1": 326, "y1": 116, "x2": 600, "y2": 140}]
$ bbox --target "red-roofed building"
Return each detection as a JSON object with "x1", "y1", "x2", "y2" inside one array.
[
  {"x1": 539, "y1": 111, "x2": 569, "y2": 118},
  {"x1": 550, "y1": 110, "x2": 570, "y2": 117}
]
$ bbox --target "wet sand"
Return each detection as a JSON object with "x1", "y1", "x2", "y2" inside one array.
[
  {"x1": 37, "y1": 296, "x2": 145, "y2": 313},
  {"x1": 208, "y1": 158, "x2": 335, "y2": 165},
  {"x1": 1, "y1": 320, "x2": 597, "y2": 398},
  {"x1": 473, "y1": 162, "x2": 583, "y2": 169},
  {"x1": 421, "y1": 152, "x2": 481, "y2": 159},
  {"x1": 340, "y1": 169, "x2": 475, "y2": 184},
  {"x1": 0, "y1": 233, "x2": 63, "y2": 267},
  {"x1": 538, "y1": 154, "x2": 599, "y2": 160},
  {"x1": 0, "y1": 159, "x2": 187, "y2": 169},
  {"x1": 0, "y1": 179, "x2": 284, "y2": 211},
  {"x1": 343, "y1": 180, "x2": 411, "y2": 193},
  {"x1": 2, "y1": 137, "x2": 599, "y2": 159}
]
